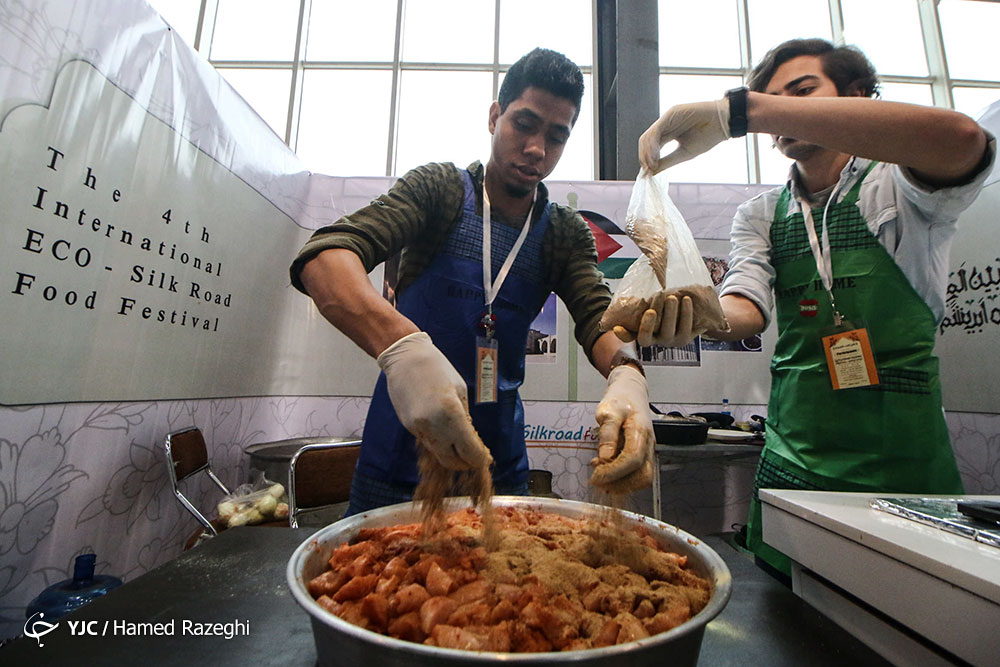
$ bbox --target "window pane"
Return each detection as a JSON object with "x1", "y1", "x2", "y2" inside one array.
[
  {"x1": 548, "y1": 74, "x2": 594, "y2": 181},
  {"x1": 952, "y1": 87, "x2": 1000, "y2": 121},
  {"x1": 939, "y1": 0, "x2": 1000, "y2": 82},
  {"x1": 841, "y1": 0, "x2": 927, "y2": 76},
  {"x1": 499, "y1": 0, "x2": 592, "y2": 66},
  {"x1": 757, "y1": 136, "x2": 792, "y2": 185},
  {"x1": 402, "y1": 0, "x2": 494, "y2": 63},
  {"x1": 306, "y1": 0, "x2": 398, "y2": 62},
  {"x1": 747, "y1": 0, "x2": 832, "y2": 67},
  {"x1": 218, "y1": 68, "x2": 291, "y2": 139},
  {"x1": 395, "y1": 71, "x2": 493, "y2": 175},
  {"x1": 658, "y1": 75, "x2": 747, "y2": 184},
  {"x1": 658, "y1": 0, "x2": 741, "y2": 69},
  {"x1": 295, "y1": 70, "x2": 393, "y2": 177},
  {"x1": 878, "y1": 82, "x2": 933, "y2": 106},
  {"x1": 211, "y1": 0, "x2": 299, "y2": 61},
  {"x1": 148, "y1": 0, "x2": 201, "y2": 48}
]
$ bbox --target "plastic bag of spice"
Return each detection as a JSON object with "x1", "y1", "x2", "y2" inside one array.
[{"x1": 600, "y1": 169, "x2": 728, "y2": 339}]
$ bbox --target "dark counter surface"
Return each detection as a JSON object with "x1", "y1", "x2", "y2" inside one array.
[{"x1": 2, "y1": 525, "x2": 889, "y2": 666}]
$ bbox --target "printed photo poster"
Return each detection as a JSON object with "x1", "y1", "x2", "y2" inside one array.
[
  {"x1": 525, "y1": 293, "x2": 558, "y2": 362},
  {"x1": 699, "y1": 252, "x2": 764, "y2": 354}
]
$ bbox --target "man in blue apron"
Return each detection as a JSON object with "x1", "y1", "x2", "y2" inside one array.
[
  {"x1": 630, "y1": 38, "x2": 994, "y2": 578},
  {"x1": 290, "y1": 49, "x2": 654, "y2": 515}
]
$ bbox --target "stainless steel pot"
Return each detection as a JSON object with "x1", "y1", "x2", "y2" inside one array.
[{"x1": 287, "y1": 497, "x2": 732, "y2": 667}]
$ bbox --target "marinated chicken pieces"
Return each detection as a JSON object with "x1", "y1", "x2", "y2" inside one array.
[{"x1": 307, "y1": 506, "x2": 711, "y2": 652}]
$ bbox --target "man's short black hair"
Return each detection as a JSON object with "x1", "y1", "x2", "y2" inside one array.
[
  {"x1": 748, "y1": 38, "x2": 880, "y2": 98},
  {"x1": 498, "y1": 48, "x2": 585, "y2": 124}
]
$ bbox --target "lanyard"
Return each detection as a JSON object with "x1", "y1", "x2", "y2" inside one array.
[
  {"x1": 799, "y1": 180, "x2": 844, "y2": 326},
  {"x1": 482, "y1": 169, "x2": 534, "y2": 317}
]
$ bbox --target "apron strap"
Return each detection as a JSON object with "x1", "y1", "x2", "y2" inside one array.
[
  {"x1": 775, "y1": 187, "x2": 791, "y2": 222},
  {"x1": 839, "y1": 161, "x2": 878, "y2": 207}
]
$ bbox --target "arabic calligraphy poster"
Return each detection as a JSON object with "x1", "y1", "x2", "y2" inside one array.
[
  {"x1": 936, "y1": 98, "x2": 1000, "y2": 412},
  {"x1": 938, "y1": 183, "x2": 1000, "y2": 412}
]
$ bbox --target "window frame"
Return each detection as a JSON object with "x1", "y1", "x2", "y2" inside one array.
[{"x1": 155, "y1": 0, "x2": 999, "y2": 184}]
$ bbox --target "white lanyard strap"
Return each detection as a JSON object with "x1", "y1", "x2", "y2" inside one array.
[
  {"x1": 799, "y1": 187, "x2": 843, "y2": 326},
  {"x1": 482, "y1": 170, "x2": 534, "y2": 313}
]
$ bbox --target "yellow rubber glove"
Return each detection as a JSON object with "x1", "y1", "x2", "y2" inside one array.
[
  {"x1": 377, "y1": 332, "x2": 493, "y2": 471},
  {"x1": 591, "y1": 365, "x2": 655, "y2": 493},
  {"x1": 638, "y1": 99, "x2": 730, "y2": 174}
]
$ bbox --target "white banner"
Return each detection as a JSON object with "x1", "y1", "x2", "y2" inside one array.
[
  {"x1": 2, "y1": 59, "x2": 307, "y2": 402},
  {"x1": 938, "y1": 99, "x2": 1000, "y2": 413}
]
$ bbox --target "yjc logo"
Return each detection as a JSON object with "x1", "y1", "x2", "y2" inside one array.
[{"x1": 23, "y1": 612, "x2": 59, "y2": 647}]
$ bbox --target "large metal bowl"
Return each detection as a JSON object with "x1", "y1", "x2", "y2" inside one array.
[{"x1": 287, "y1": 497, "x2": 732, "y2": 667}]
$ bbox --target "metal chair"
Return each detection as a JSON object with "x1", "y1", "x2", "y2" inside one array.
[
  {"x1": 164, "y1": 427, "x2": 231, "y2": 537},
  {"x1": 287, "y1": 440, "x2": 361, "y2": 528}
]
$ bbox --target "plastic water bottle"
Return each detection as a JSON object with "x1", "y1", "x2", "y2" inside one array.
[
  {"x1": 721, "y1": 398, "x2": 731, "y2": 416},
  {"x1": 26, "y1": 554, "x2": 122, "y2": 621}
]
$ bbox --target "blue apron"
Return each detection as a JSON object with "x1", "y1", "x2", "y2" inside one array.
[{"x1": 355, "y1": 169, "x2": 553, "y2": 495}]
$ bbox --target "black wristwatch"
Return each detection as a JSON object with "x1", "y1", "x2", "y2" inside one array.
[{"x1": 726, "y1": 86, "x2": 749, "y2": 138}]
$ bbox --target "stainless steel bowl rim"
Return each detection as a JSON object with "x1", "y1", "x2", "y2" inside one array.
[{"x1": 286, "y1": 496, "x2": 733, "y2": 662}]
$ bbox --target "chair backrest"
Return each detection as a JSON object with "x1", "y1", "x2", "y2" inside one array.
[
  {"x1": 165, "y1": 427, "x2": 231, "y2": 535},
  {"x1": 167, "y1": 428, "x2": 210, "y2": 481},
  {"x1": 287, "y1": 440, "x2": 361, "y2": 528}
]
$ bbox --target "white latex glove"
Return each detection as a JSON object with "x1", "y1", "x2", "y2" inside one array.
[
  {"x1": 638, "y1": 99, "x2": 730, "y2": 174},
  {"x1": 613, "y1": 293, "x2": 704, "y2": 348},
  {"x1": 591, "y1": 365, "x2": 655, "y2": 494},
  {"x1": 377, "y1": 332, "x2": 493, "y2": 471}
]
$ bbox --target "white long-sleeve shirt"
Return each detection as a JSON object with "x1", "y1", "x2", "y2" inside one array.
[{"x1": 720, "y1": 135, "x2": 996, "y2": 328}]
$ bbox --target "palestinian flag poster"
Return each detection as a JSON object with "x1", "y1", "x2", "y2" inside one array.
[
  {"x1": 578, "y1": 207, "x2": 701, "y2": 367},
  {"x1": 537, "y1": 182, "x2": 762, "y2": 366}
]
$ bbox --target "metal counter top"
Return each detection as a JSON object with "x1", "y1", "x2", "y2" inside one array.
[{"x1": 3, "y1": 524, "x2": 888, "y2": 666}]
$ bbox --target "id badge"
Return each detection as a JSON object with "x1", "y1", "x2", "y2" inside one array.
[
  {"x1": 820, "y1": 323, "x2": 879, "y2": 390},
  {"x1": 475, "y1": 336, "x2": 498, "y2": 404}
]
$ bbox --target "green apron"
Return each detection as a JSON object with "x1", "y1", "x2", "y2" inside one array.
[{"x1": 746, "y1": 163, "x2": 964, "y2": 575}]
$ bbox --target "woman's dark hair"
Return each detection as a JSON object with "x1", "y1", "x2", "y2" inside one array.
[
  {"x1": 498, "y1": 48, "x2": 585, "y2": 124},
  {"x1": 747, "y1": 38, "x2": 880, "y2": 98}
]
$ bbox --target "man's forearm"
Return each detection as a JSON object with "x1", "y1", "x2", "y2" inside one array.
[
  {"x1": 747, "y1": 93, "x2": 988, "y2": 186},
  {"x1": 706, "y1": 294, "x2": 766, "y2": 341},
  {"x1": 300, "y1": 248, "x2": 419, "y2": 358}
]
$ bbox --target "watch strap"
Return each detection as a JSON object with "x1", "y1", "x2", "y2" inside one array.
[
  {"x1": 726, "y1": 86, "x2": 749, "y2": 138},
  {"x1": 609, "y1": 348, "x2": 645, "y2": 377}
]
